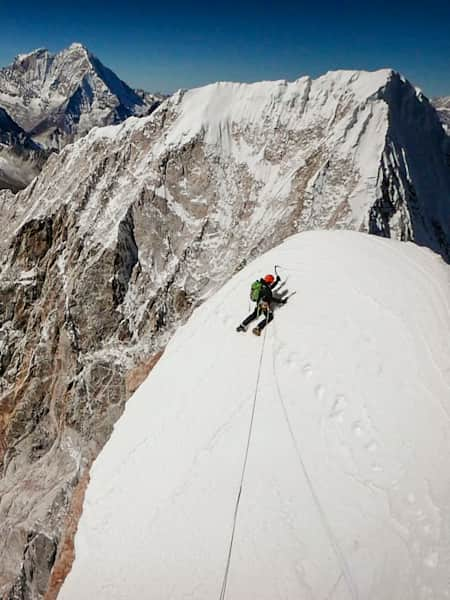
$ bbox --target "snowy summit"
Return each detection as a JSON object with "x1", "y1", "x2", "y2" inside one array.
[
  {"x1": 60, "y1": 231, "x2": 450, "y2": 599},
  {"x1": 0, "y1": 43, "x2": 160, "y2": 149}
]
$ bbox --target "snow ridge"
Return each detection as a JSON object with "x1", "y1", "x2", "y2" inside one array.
[
  {"x1": 18, "y1": 67, "x2": 450, "y2": 261},
  {"x1": 59, "y1": 230, "x2": 450, "y2": 600}
]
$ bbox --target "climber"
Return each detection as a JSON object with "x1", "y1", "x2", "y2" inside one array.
[{"x1": 236, "y1": 273, "x2": 287, "y2": 336}]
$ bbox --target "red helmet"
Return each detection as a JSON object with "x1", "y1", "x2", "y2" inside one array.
[{"x1": 263, "y1": 274, "x2": 275, "y2": 284}]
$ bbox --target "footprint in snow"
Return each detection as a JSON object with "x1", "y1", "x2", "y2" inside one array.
[
  {"x1": 315, "y1": 384, "x2": 325, "y2": 401},
  {"x1": 366, "y1": 440, "x2": 378, "y2": 453},
  {"x1": 302, "y1": 363, "x2": 313, "y2": 378},
  {"x1": 329, "y1": 395, "x2": 347, "y2": 420},
  {"x1": 352, "y1": 421, "x2": 364, "y2": 438},
  {"x1": 286, "y1": 353, "x2": 300, "y2": 370}
]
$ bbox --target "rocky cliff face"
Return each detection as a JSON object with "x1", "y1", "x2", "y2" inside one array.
[
  {"x1": 373, "y1": 81, "x2": 450, "y2": 256},
  {"x1": 0, "y1": 68, "x2": 450, "y2": 599},
  {"x1": 0, "y1": 43, "x2": 160, "y2": 150},
  {"x1": 433, "y1": 96, "x2": 450, "y2": 133},
  {"x1": 0, "y1": 108, "x2": 47, "y2": 191}
]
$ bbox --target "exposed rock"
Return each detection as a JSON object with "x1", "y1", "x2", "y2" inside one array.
[
  {"x1": 44, "y1": 470, "x2": 90, "y2": 600},
  {"x1": 0, "y1": 107, "x2": 47, "y2": 192},
  {"x1": 125, "y1": 352, "x2": 164, "y2": 397},
  {"x1": 433, "y1": 95, "x2": 450, "y2": 133}
]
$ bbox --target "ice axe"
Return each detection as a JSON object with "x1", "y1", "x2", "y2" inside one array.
[
  {"x1": 274, "y1": 264, "x2": 294, "y2": 298},
  {"x1": 274, "y1": 264, "x2": 286, "y2": 285},
  {"x1": 274, "y1": 264, "x2": 287, "y2": 275}
]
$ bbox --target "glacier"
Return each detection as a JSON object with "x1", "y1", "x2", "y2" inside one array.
[{"x1": 60, "y1": 230, "x2": 450, "y2": 600}]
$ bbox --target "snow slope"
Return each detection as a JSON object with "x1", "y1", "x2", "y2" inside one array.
[{"x1": 60, "y1": 230, "x2": 450, "y2": 600}]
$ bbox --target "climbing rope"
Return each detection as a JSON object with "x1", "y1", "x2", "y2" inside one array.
[
  {"x1": 219, "y1": 326, "x2": 268, "y2": 600},
  {"x1": 271, "y1": 320, "x2": 359, "y2": 599}
]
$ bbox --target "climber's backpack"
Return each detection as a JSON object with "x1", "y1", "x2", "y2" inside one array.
[{"x1": 250, "y1": 280, "x2": 263, "y2": 302}]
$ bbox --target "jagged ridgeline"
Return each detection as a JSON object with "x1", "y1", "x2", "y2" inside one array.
[
  {"x1": 0, "y1": 43, "x2": 162, "y2": 191},
  {"x1": 0, "y1": 68, "x2": 450, "y2": 598},
  {"x1": 0, "y1": 43, "x2": 161, "y2": 149}
]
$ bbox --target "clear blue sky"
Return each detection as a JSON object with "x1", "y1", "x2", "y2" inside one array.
[{"x1": 1, "y1": 0, "x2": 449, "y2": 96}]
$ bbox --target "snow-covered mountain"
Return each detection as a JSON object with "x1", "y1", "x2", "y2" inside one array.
[
  {"x1": 59, "y1": 231, "x2": 450, "y2": 600},
  {"x1": 1, "y1": 68, "x2": 450, "y2": 598},
  {"x1": 433, "y1": 96, "x2": 450, "y2": 133},
  {"x1": 6, "y1": 68, "x2": 450, "y2": 260},
  {"x1": 0, "y1": 43, "x2": 161, "y2": 149},
  {"x1": 0, "y1": 107, "x2": 47, "y2": 190}
]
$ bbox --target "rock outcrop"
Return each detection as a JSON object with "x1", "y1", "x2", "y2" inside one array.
[
  {"x1": 0, "y1": 107, "x2": 47, "y2": 191},
  {"x1": 433, "y1": 96, "x2": 450, "y2": 133}
]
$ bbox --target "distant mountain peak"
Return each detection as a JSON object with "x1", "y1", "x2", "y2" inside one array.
[
  {"x1": 0, "y1": 43, "x2": 161, "y2": 150},
  {"x1": 15, "y1": 47, "x2": 49, "y2": 61},
  {"x1": 12, "y1": 47, "x2": 51, "y2": 72},
  {"x1": 0, "y1": 43, "x2": 161, "y2": 189},
  {"x1": 64, "y1": 42, "x2": 92, "y2": 61},
  {"x1": 14, "y1": 43, "x2": 89, "y2": 66},
  {"x1": 68, "y1": 41, "x2": 88, "y2": 51}
]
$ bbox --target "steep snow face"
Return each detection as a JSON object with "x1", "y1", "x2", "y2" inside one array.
[
  {"x1": 0, "y1": 44, "x2": 160, "y2": 149},
  {"x1": 374, "y1": 79, "x2": 450, "y2": 258},
  {"x1": 15, "y1": 68, "x2": 450, "y2": 262},
  {"x1": 60, "y1": 231, "x2": 450, "y2": 600},
  {"x1": 157, "y1": 70, "x2": 391, "y2": 226}
]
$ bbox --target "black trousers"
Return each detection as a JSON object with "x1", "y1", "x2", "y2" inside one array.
[{"x1": 242, "y1": 305, "x2": 273, "y2": 330}]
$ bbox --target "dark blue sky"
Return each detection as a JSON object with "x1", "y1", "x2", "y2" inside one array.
[{"x1": 1, "y1": 0, "x2": 449, "y2": 96}]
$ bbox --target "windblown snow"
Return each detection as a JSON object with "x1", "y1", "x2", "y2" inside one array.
[{"x1": 60, "y1": 230, "x2": 450, "y2": 599}]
